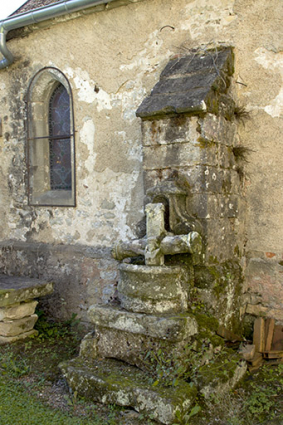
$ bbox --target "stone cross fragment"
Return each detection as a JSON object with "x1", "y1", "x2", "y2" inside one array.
[
  {"x1": 112, "y1": 202, "x2": 202, "y2": 265},
  {"x1": 145, "y1": 203, "x2": 165, "y2": 266}
]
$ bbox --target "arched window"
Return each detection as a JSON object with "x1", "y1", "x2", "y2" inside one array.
[{"x1": 26, "y1": 67, "x2": 75, "y2": 206}]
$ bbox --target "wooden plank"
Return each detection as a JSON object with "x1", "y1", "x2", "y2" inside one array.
[
  {"x1": 271, "y1": 325, "x2": 283, "y2": 351},
  {"x1": 248, "y1": 352, "x2": 263, "y2": 368},
  {"x1": 253, "y1": 317, "x2": 265, "y2": 353},
  {"x1": 217, "y1": 325, "x2": 243, "y2": 342},
  {"x1": 263, "y1": 351, "x2": 283, "y2": 359},
  {"x1": 265, "y1": 318, "x2": 275, "y2": 352}
]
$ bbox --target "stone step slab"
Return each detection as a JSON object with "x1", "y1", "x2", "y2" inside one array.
[
  {"x1": 0, "y1": 275, "x2": 54, "y2": 307},
  {"x1": 83, "y1": 305, "x2": 199, "y2": 369},
  {"x1": 60, "y1": 357, "x2": 197, "y2": 425},
  {"x1": 88, "y1": 305, "x2": 198, "y2": 341},
  {"x1": 0, "y1": 301, "x2": 38, "y2": 321},
  {"x1": 0, "y1": 314, "x2": 38, "y2": 337},
  {"x1": 118, "y1": 264, "x2": 190, "y2": 314},
  {"x1": 80, "y1": 326, "x2": 192, "y2": 370}
]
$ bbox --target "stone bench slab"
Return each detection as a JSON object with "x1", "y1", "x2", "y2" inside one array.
[
  {"x1": 60, "y1": 357, "x2": 197, "y2": 425},
  {"x1": 0, "y1": 275, "x2": 54, "y2": 307}
]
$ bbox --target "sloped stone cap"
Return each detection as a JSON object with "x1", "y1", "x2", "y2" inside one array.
[{"x1": 136, "y1": 47, "x2": 234, "y2": 119}]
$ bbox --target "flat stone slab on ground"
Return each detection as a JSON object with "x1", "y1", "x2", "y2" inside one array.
[
  {"x1": 60, "y1": 357, "x2": 197, "y2": 425},
  {"x1": 0, "y1": 275, "x2": 54, "y2": 307}
]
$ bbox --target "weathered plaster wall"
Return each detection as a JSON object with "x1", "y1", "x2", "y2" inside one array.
[{"x1": 0, "y1": 0, "x2": 282, "y2": 321}]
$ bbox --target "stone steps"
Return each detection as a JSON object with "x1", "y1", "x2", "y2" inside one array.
[
  {"x1": 80, "y1": 304, "x2": 198, "y2": 370},
  {"x1": 60, "y1": 357, "x2": 197, "y2": 425}
]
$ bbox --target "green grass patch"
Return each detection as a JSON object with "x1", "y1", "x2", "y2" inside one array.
[{"x1": 0, "y1": 375, "x2": 100, "y2": 425}]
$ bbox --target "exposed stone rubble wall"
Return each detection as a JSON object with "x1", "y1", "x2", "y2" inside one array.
[
  {"x1": 0, "y1": 0, "x2": 282, "y2": 322},
  {"x1": 0, "y1": 242, "x2": 117, "y2": 322}
]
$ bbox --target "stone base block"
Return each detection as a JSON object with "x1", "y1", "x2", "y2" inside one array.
[
  {"x1": 84, "y1": 305, "x2": 199, "y2": 369},
  {"x1": 80, "y1": 326, "x2": 191, "y2": 370},
  {"x1": 0, "y1": 301, "x2": 38, "y2": 321},
  {"x1": 0, "y1": 329, "x2": 38, "y2": 344},
  {"x1": 118, "y1": 264, "x2": 190, "y2": 314},
  {"x1": 0, "y1": 314, "x2": 38, "y2": 337},
  {"x1": 60, "y1": 357, "x2": 197, "y2": 425},
  {"x1": 88, "y1": 305, "x2": 198, "y2": 341}
]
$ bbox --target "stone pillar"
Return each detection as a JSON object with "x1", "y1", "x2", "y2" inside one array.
[{"x1": 136, "y1": 47, "x2": 245, "y2": 333}]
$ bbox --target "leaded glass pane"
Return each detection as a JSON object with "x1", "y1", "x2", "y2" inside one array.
[{"x1": 49, "y1": 84, "x2": 72, "y2": 190}]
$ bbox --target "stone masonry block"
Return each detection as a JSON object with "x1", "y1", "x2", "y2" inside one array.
[
  {"x1": 143, "y1": 169, "x2": 173, "y2": 193},
  {"x1": 218, "y1": 144, "x2": 236, "y2": 169},
  {"x1": 182, "y1": 166, "x2": 226, "y2": 194},
  {"x1": 0, "y1": 330, "x2": 38, "y2": 344},
  {"x1": 188, "y1": 194, "x2": 219, "y2": 219},
  {"x1": 219, "y1": 195, "x2": 239, "y2": 218},
  {"x1": 79, "y1": 331, "x2": 98, "y2": 359},
  {"x1": 118, "y1": 264, "x2": 190, "y2": 314},
  {"x1": 188, "y1": 194, "x2": 239, "y2": 220},
  {"x1": 198, "y1": 114, "x2": 237, "y2": 146},
  {"x1": 141, "y1": 116, "x2": 199, "y2": 147},
  {"x1": 0, "y1": 314, "x2": 38, "y2": 337},
  {"x1": 88, "y1": 305, "x2": 198, "y2": 341},
  {"x1": 91, "y1": 326, "x2": 193, "y2": 371},
  {"x1": 201, "y1": 218, "x2": 239, "y2": 261},
  {"x1": 144, "y1": 166, "x2": 234, "y2": 196},
  {"x1": 0, "y1": 300, "x2": 38, "y2": 321},
  {"x1": 143, "y1": 142, "x2": 218, "y2": 170},
  {"x1": 159, "y1": 48, "x2": 234, "y2": 79}
]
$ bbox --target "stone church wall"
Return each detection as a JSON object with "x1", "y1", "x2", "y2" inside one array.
[{"x1": 0, "y1": 0, "x2": 282, "y2": 324}]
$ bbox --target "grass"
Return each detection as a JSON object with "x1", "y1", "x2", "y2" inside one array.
[
  {"x1": 0, "y1": 377, "x2": 97, "y2": 425},
  {"x1": 0, "y1": 312, "x2": 282, "y2": 425},
  {"x1": 0, "y1": 312, "x2": 140, "y2": 425}
]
